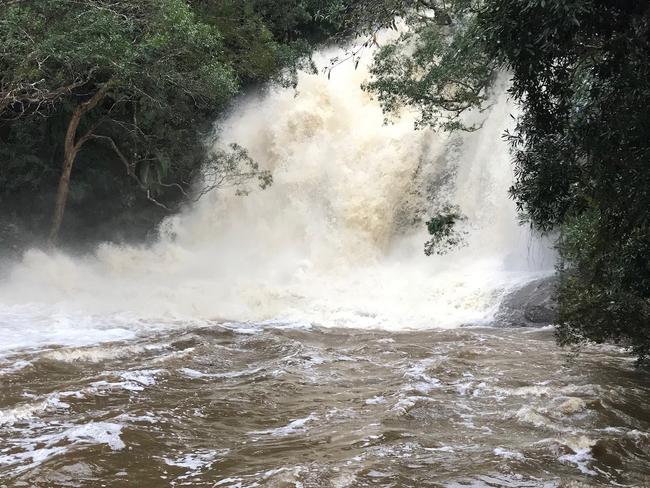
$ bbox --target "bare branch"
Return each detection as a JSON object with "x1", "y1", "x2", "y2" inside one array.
[{"x1": 89, "y1": 133, "x2": 172, "y2": 211}]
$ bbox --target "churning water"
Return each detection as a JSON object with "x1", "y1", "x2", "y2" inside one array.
[
  {"x1": 0, "y1": 49, "x2": 648, "y2": 487},
  {"x1": 0, "y1": 49, "x2": 553, "y2": 335}
]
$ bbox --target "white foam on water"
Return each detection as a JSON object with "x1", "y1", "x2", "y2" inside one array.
[
  {"x1": 392, "y1": 395, "x2": 434, "y2": 414},
  {"x1": 0, "y1": 45, "x2": 554, "y2": 354},
  {"x1": 87, "y1": 368, "x2": 165, "y2": 392},
  {"x1": 117, "y1": 413, "x2": 159, "y2": 424},
  {"x1": 42, "y1": 343, "x2": 157, "y2": 363},
  {"x1": 63, "y1": 422, "x2": 125, "y2": 450},
  {"x1": 532, "y1": 435, "x2": 598, "y2": 476},
  {"x1": 424, "y1": 446, "x2": 455, "y2": 453},
  {"x1": 0, "y1": 392, "x2": 73, "y2": 426},
  {"x1": 403, "y1": 359, "x2": 442, "y2": 394},
  {"x1": 558, "y1": 448, "x2": 597, "y2": 476},
  {"x1": 0, "y1": 369, "x2": 164, "y2": 430},
  {"x1": 119, "y1": 369, "x2": 163, "y2": 387},
  {"x1": 162, "y1": 448, "x2": 228, "y2": 480},
  {"x1": 251, "y1": 413, "x2": 319, "y2": 437},
  {"x1": 0, "y1": 359, "x2": 31, "y2": 375},
  {"x1": 493, "y1": 447, "x2": 526, "y2": 461},
  {"x1": 0, "y1": 422, "x2": 125, "y2": 473},
  {"x1": 365, "y1": 396, "x2": 386, "y2": 405},
  {"x1": 0, "y1": 304, "x2": 138, "y2": 358},
  {"x1": 557, "y1": 397, "x2": 587, "y2": 415},
  {"x1": 178, "y1": 367, "x2": 209, "y2": 379},
  {"x1": 178, "y1": 366, "x2": 263, "y2": 379}
]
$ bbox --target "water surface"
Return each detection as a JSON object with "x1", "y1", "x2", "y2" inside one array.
[{"x1": 1, "y1": 323, "x2": 648, "y2": 487}]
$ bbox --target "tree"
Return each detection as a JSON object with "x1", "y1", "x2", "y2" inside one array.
[
  {"x1": 1, "y1": 0, "x2": 350, "y2": 246},
  {"x1": 353, "y1": 0, "x2": 650, "y2": 361},
  {"x1": 478, "y1": 0, "x2": 650, "y2": 362},
  {"x1": 363, "y1": 1, "x2": 494, "y2": 131},
  {"x1": 0, "y1": 0, "x2": 258, "y2": 244}
]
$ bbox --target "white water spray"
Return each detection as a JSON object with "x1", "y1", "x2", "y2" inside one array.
[{"x1": 0, "y1": 48, "x2": 553, "y2": 353}]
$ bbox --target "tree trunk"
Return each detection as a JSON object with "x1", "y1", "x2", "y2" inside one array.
[
  {"x1": 47, "y1": 84, "x2": 110, "y2": 246},
  {"x1": 48, "y1": 108, "x2": 82, "y2": 245}
]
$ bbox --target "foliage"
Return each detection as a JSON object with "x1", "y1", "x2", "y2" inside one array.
[
  {"x1": 0, "y1": 0, "x2": 240, "y2": 241},
  {"x1": 423, "y1": 205, "x2": 467, "y2": 256},
  {"x1": 363, "y1": 1, "x2": 494, "y2": 130},
  {"x1": 0, "y1": 0, "x2": 237, "y2": 115},
  {"x1": 190, "y1": 0, "x2": 338, "y2": 87},
  {"x1": 480, "y1": 0, "x2": 650, "y2": 361},
  {"x1": 0, "y1": 0, "x2": 342, "y2": 245},
  {"x1": 556, "y1": 211, "x2": 650, "y2": 361},
  {"x1": 357, "y1": 0, "x2": 650, "y2": 361},
  {"x1": 195, "y1": 143, "x2": 273, "y2": 200}
]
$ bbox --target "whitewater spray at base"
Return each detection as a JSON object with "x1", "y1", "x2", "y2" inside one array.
[{"x1": 0, "y1": 48, "x2": 553, "y2": 350}]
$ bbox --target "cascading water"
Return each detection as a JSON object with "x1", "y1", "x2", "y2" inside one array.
[
  {"x1": 0, "y1": 48, "x2": 552, "y2": 349},
  {"x1": 2, "y1": 48, "x2": 647, "y2": 488}
]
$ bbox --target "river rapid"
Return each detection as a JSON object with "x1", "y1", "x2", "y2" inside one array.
[
  {"x1": 1, "y1": 323, "x2": 649, "y2": 487},
  {"x1": 1, "y1": 48, "x2": 649, "y2": 486}
]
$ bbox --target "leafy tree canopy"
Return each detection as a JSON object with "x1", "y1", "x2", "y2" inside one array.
[{"x1": 0, "y1": 0, "x2": 342, "y2": 246}]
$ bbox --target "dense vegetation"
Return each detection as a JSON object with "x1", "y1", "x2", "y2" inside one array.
[
  {"x1": 358, "y1": 0, "x2": 649, "y2": 362},
  {"x1": 0, "y1": 0, "x2": 342, "y2": 249}
]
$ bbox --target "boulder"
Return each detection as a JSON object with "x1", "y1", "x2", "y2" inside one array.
[{"x1": 496, "y1": 276, "x2": 558, "y2": 327}]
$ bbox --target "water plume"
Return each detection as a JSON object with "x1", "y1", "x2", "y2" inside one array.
[{"x1": 0, "y1": 47, "x2": 554, "y2": 346}]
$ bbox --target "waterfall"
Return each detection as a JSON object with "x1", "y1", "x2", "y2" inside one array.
[{"x1": 0, "y1": 47, "x2": 554, "y2": 353}]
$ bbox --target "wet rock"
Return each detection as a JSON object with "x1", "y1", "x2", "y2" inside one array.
[{"x1": 496, "y1": 276, "x2": 558, "y2": 327}]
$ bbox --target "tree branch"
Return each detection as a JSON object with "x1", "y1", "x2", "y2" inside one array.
[{"x1": 89, "y1": 133, "x2": 172, "y2": 211}]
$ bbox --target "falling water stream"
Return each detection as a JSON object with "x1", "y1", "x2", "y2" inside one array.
[{"x1": 0, "y1": 49, "x2": 648, "y2": 487}]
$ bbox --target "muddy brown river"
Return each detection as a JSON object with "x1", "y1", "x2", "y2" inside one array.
[{"x1": 1, "y1": 323, "x2": 648, "y2": 487}]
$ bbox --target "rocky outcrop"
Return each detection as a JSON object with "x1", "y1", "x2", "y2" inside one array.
[{"x1": 496, "y1": 276, "x2": 558, "y2": 327}]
